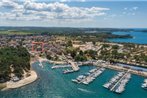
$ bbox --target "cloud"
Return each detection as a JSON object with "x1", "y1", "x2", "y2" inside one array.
[
  {"x1": 0, "y1": 0, "x2": 23, "y2": 9},
  {"x1": 122, "y1": 6, "x2": 138, "y2": 16},
  {"x1": 124, "y1": 6, "x2": 139, "y2": 11},
  {"x1": 0, "y1": 0, "x2": 110, "y2": 21},
  {"x1": 124, "y1": 7, "x2": 128, "y2": 10},
  {"x1": 60, "y1": 0, "x2": 86, "y2": 2},
  {"x1": 132, "y1": 7, "x2": 138, "y2": 10}
]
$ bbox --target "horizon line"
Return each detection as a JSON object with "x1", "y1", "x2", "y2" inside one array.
[{"x1": 0, "y1": 26, "x2": 147, "y2": 29}]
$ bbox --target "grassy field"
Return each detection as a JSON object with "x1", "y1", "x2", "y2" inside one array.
[{"x1": 0, "y1": 30, "x2": 33, "y2": 35}]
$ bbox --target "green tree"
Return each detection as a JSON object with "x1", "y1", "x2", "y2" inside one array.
[
  {"x1": 0, "y1": 47, "x2": 30, "y2": 82},
  {"x1": 67, "y1": 40, "x2": 72, "y2": 47}
]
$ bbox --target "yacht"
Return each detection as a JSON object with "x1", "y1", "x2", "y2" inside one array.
[{"x1": 142, "y1": 79, "x2": 147, "y2": 89}]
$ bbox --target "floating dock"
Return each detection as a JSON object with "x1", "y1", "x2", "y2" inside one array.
[
  {"x1": 63, "y1": 69, "x2": 76, "y2": 74},
  {"x1": 72, "y1": 67, "x2": 105, "y2": 85},
  {"x1": 103, "y1": 71, "x2": 131, "y2": 93}
]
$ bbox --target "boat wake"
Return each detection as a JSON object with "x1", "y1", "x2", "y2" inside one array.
[{"x1": 78, "y1": 88, "x2": 95, "y2": 94}]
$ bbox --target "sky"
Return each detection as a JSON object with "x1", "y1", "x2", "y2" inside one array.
[{"x1": 0, "y1": 0, "x2": 147, "y2": 28}]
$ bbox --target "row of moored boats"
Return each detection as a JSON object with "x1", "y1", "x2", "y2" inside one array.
[
  {"x1": 72, "y1": 67, "x2": 105, "y2": 85},
  {"x1": 103, "y1": 72, "x2": 131, "y2": 93},
  {"x1": 52, "y1": 65, "x2": 147, "y2": 93}
]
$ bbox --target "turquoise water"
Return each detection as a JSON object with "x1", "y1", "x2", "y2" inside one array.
[
  {"x1": 0, "y1": 62, "x2": 147, "y2": 98},
  {"x1": 109, "y1": 31, "x2": 147, "y2": 44}
]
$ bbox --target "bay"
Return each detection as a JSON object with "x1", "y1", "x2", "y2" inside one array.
[{"x1": 109, "y1": 31, "x2": 147, "y2": 44}]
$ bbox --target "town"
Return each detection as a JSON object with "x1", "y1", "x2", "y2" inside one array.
[
  {"x1": 0, "y1": 0, "x2": 147, "y2": 98},
  {"x1": 0, "y1": 30, "x2": 147, "y2": 93},
  {"x1": 0, "y1": 33, "x2": 146, "y2": 67}
]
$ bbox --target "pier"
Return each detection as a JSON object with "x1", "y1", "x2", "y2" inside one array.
[
  {"x1": 103, "y1": 71, "x2": 131, "y2": 93},
  {"x1": 51, "y1": 65, "x2": 71, "y2": 69},
  {"x1": 72, "y1": 67, "x2": 105, "y2": 84},
  {"x1": 95, "y1": 61, "x2": 147, "y2": 77},
  {"x1": 68, "y1": 60, "x2": 79, "y2": 71},
  {"x1": 58, "y1": 60, "x2": 80, "y2": 74},
  {"x1": 61, "y1": 53, "x2": 80, "y2": 71},
  {"x1": 63, "y1": 69, "x2": 75, "y2": 74},
  {"x1": 50, "y1": 59, "x2": 147, "y2": 93}
]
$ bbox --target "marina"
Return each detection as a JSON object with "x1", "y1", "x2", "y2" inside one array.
[
  {"x1": 51, "y1": 59, "x2": 147, "y2": 94},
  {"x1": 103, "y1": 71, "x2": 131, "y2": 93},
  {"x1": 50, "y1": 59, "x2": 147, "y2": 77},
  {"x1": 50, "y1": 59, "x2": 147, "y2": 94},
  {"x1": 72, "y1": 67, "x2": 105, "y2": 84},
  {"x1": 0, "y1": 62, "x2": 147, "y2": 98}
]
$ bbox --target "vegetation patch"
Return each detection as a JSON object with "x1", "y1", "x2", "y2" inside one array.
[{"x1": 0, "y1": 47, "x2": 30, "y2": 83}]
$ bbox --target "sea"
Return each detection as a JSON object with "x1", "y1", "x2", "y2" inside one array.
[
  {"x1": 0, "y1": 30, "x2": 147, "y2": 98},
  {"x1": 109, "y1": 30, "x2": 147, "y2": 44}
]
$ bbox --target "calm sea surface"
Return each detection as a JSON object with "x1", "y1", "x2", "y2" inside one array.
[
  {"x1": 109, "y1": 31, "x2": 147, "y2": 44},
  {"x1": 0, "y1": 62, "x2": 147, "y2": 98}
]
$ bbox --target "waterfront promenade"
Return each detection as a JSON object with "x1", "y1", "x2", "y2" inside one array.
[
  {"x1": 50, "y1": 58, "x2": 147, "y2": 77},
  {"x1": 97, "y1": 63, "x2": 147, "y2": 77}
]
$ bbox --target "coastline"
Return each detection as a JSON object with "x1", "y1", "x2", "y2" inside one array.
[
  {"x1": 49, "y1": 60, "x2": 67, "y2": 65},
  {"x1": 38, "y1": 56, "x2": 67, "y2": 65},
  {"x1": 38, "y1": 57, "x2": 49, "y2": 62},
  {"x1": 1, "y1": 57, "x2": 50, "y2": 91},
  {"x1": 1, "y1": 70, "x2": 38, "y2": 91},
  {"x1": 100, "y1": 64, "x2": 147, "y2": 77}
]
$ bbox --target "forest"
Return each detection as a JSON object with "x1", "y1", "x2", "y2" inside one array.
[{"x1": 0, "y1": 47, "x2": 30, "y2": 83}]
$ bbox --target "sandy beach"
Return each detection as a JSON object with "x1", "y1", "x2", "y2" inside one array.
[{"x1": 2, "y1": 70, "x2": 37, "y2": 91}]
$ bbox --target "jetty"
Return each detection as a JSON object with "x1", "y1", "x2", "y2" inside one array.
[
  {"x1": 61, "y1": 53, "x2": 80, "y2": 71},
  {"x1": 62, "y1": 60, "x2": 80, "y2": 74},
  {"x1": 72, "y1": 67, "x2": 105, "y2": 84},
  {"x1": 68, "y1": 60, "x2": 79, "y2": 71},
  {"x1": 51, "y1": 65, "x2": 71, "y2": 69},
  {"x1": 51, "y1": 60, "x2": 79, "y2": 74},
  {"x1": 63, "y1": 69, "x2": 75, "y2": 74},
  {"x1": 94, "y1": 60, "x2": 147, "y2": 77},
  {"x1": 103, "y1": 71, "x2": 131, "y2": 93}
]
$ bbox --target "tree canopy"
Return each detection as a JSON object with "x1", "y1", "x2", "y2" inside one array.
[{"x1": 0, "y1": 47, "x2": 30, "y2": 82}]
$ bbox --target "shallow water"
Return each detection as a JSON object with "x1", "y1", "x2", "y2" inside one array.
[
  {"x1": 109, "y1": 31, "x2": 147, "y2": 44},
  {"x1": 0, "y1": 62, "x2": 146, "y2": 98}
]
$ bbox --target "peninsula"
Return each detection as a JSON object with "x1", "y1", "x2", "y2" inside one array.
[{"x1": 0, "y1": 47, "x2": 37, "y2": 90}]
